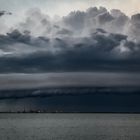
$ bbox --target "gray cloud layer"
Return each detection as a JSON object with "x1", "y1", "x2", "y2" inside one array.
[
  {"x1": 0, "y1": 7, "x2": 140, "y2": 73},
  {"x1": 0, "y1": 72, "x2": 140, "y2": 101},
  {"x1": 1, "y1": 72, "x2": 140, "y2": 90}
]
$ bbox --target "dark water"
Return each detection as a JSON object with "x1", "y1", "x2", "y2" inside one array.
[{"x1": 0, "y1": 113, "x2": 140, "y2": 140}]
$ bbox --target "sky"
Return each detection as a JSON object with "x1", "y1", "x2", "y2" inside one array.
[
  {"x1": 0, "y1": 0, "x2": 140, "y2": 80},
  {"x1": 0, "y1": 0, "x2": 140, "y2": 16},
  {"x1": 0, "y1": 0, "x2": 140, "y2": 87},
  {"x1": 0, "y1": 1, "x2": 140, "y2": 83},
  {"x1": 0, "y1": 0, "x2": 140, "y2": 28},
  {"x1": 0, "y1": 1, "x2": 140, "y2": 111}
]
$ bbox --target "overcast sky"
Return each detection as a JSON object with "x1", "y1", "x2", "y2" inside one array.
[
  {"x1": 0, "y1": 0, "x2": 140, "y2": 88},
  {"x1": 0, "y1": 1, "x2": 140, "y2": 112}
]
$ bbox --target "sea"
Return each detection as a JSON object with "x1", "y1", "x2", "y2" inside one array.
[{"x1": 0, "y1": 113, "x2": 140, "y2": 140}]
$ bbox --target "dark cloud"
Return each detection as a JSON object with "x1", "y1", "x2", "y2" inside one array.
[
  {"x1": 1, "y1": 86, "x2": 140, "y2": 112},
  {"x1": 0, "y1": 7, "x2": 140, "y2": 112},
  {"x1": 0, "y1": 72, "x2": 140, "y2": 103},
  {"x1": 0, "y1": 29, "x2": 140, "y2": 72},
  {"x1": 0, "y1": 10, "x2": 12, "y2": 17},
  {"x1": 0, "y1": 11, "x2": 5, "y2": 17},
  {"x1": 0, "y1": 7, "x2": 140, "y2": 73},
  {"x1": 0, "y1": 87, "x2": 140, "y2": 100}
]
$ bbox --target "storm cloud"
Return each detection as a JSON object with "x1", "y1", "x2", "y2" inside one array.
[
  {"x1": 0, "y1": 7, "x2": 140, "y2": 73},
  {"x1": 0, "y1": 72, "x2": 140, "y2": 112}
]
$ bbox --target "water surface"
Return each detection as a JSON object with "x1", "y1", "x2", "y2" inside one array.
[{"x1": 0, "y1": 113, "x2": 140, "y2": 140}]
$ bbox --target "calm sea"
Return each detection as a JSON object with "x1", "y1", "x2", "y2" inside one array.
[{"x1": 0, "y1": 113, "x2": 140, "y2": 140}]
